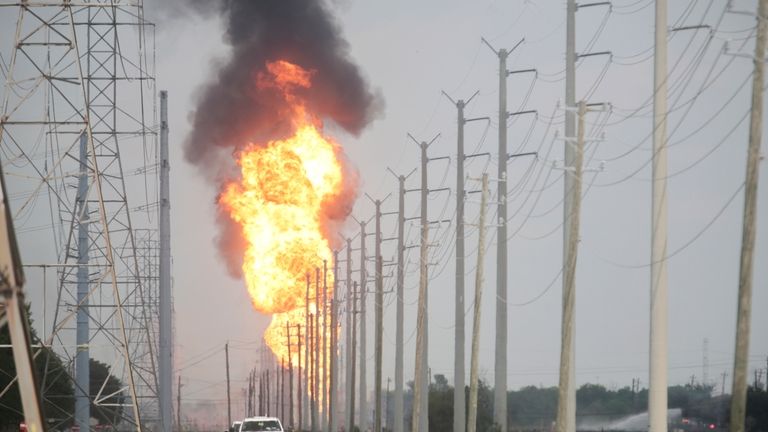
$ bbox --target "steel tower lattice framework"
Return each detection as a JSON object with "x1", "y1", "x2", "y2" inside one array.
[
  {"x1": 135, "y1": 227, "x2": 162, "y2": 427},
  {"x1": 0, "y1": 1, "x2": 160, "y2": 430}
]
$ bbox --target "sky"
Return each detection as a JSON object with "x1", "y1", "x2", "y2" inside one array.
[
  {"x1": 145, "y1": 0, "x2": 768, "y2": 425},
  {"x1": 2, "y1": 0, "x2": 768, "y2": 429}
]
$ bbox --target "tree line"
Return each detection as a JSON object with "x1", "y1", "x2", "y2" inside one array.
[
  {"x1": 382, "y1": 374, "x2": 768, "y2": 432},
  {"x1": 0, "y1": 305, "x2": 125, "y2": 432}
]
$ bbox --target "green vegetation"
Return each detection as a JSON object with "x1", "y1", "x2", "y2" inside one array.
[
  {"x1": 387, "y1": 376, "x2": 768, "y2": 432},
  {"x1": 0, "y1": 304, "x2": 74, "y2": 430},
  {"x1": 0, "y1": 304, "x2": 125, "y2": 430}
]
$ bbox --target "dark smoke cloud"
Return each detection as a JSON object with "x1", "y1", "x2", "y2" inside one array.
[
  {"x1": 183, "y1": 0, "x2": 381, "y2": 278},
  {"x1": 185, "y1": 0, "x2": 381, "y2": 169},
  {"x1": 145, "y1": 0, "x2": 221, "y2": 26}
]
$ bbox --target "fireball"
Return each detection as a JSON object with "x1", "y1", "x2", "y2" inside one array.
[{"x1": 219, "y1": 60, "x2": 339, "y2": 388}]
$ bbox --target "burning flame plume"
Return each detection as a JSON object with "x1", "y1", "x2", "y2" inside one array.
[
  {"x1": 182, "y1": 0, "x2": 381, "y2": 407},
  {"x1": 219, "y1": 60, "x2": 339, "y2": 386}
]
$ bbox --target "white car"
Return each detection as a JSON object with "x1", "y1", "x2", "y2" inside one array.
[{"x1": 238, "y1": 417, "x2": 283, "y2": 432}]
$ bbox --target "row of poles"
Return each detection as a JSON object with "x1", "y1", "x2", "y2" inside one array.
[
  {"x1": 0, "y1": 1, "x2": 764, "y2": 431},
  {"x1": 233, "y1": 165, "x2": 491, "y2": 432},
  {"x1": 225, "y1": 1, "x2": 766, "y2": 431},
  {"x1": 238, "y1": 259, "x2": 340, "y2": 432},
  {"x1": 434, "y1": 1, "x2": 765, "y2": 432}
]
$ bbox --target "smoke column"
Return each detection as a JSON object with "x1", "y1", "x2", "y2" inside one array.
[{"x1": 184, "y1": 0, "x2": 380, "y2": 276}]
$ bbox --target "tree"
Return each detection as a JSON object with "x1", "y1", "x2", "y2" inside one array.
[
  {"x1": 0, "y1": 304, "x2": 125, "y2": 430},
  {"x1": 0, "y1": 304, "x2": 74, "y2": 431},
  {"x1": 668, "y1": 383, "x2": 714, "y2": 415},
  {"x1": 404, "y1": 374, "x2": 495, "y2": 431},
  {"x1": 428, "y1": 374, "x2": 453, "y2": 431},
  {"x1": 745, "y1": 386, "x2": 768, "y2": 432},
  {"x1": 474, "y1": 379, "x2": 496, "y2": 432},
  {"x1": 89, "y1": 358, "x2": 125, "y2": 425},
  {"x1": 508, "y1": 386, "x2": 558, "y2": 428}
]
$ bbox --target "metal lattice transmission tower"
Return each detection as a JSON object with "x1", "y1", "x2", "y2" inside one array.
[
  {"x1": 0, "y1": 1, "x2": 160, "y2": 430},
  {"x1": 136, "y1": 227, "x2": 163, "y2": 425}
]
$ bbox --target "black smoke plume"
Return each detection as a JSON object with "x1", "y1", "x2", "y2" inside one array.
[
  {"x1": 185, "y1": 0, "x2": 380, "y2": 168},
  {"x1": 184, "y1": 0, "x2": 381, "y2": 277}
]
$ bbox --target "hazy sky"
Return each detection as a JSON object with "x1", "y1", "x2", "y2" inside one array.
[
  {"x1": 3, "y1": 0, "x2": 768, "y2": 428},
  {"x1": 142, "y1": 0, "x2": 768, "y2": 425}
]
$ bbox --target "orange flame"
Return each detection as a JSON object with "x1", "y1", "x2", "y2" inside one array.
[{"x1": 219, "y1": 60, "x2": 339, "y2": 389}]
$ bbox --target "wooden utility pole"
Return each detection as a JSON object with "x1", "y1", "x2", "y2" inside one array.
[
  {"x1": 385, "y1": 167, "x2": 415, "y2": 432},
  {"x1": 373, "y1": 197, "x2": 384, "y2": 432},
  {"x1": 322, "y1": 260, "x2": 328, "y2": 432},
  {"x1": 453, "y1": 92, "x2": 468, "y2": 432},
  {"x1": 730, "y1": 2, "x2": 768, "y2": 432},
  {"x1": 358, "y1": 221, "x2": 368, "y2": 432},
  {"x1": 251, "y1": 368, "x2": 259, "y2": 416},
  {"x1": 177, "y1": 375, "x2": 182, "y2": 432},
  {"x1": 349, "y1": 281, "x2": 359, "y2": 432},
  {"x1": 330, "y1": 251, "x2": 340, "y2": 432},
  {"x1": 305, "y1": 274, "x2": 311, "y2": 428},
  {"x1": 480, "y1": 36, "x2": 513, "y2": 431},
  {"x1": 287, "y1": 322, "x2": 294, "y2": 429},
  {"x1": 649, "y1": 3, "x2": 670, "y2": 432},
  {"x1": 562, "y1": 3, "x2": 580, "y2": 429},
  {"x1": 314, "y1": 267, "x2": 321, "y2": 432},
  {"x1": 310, "y1": 312, "x2": 316, "y2": 432},
  {"x1": 280, "y1": 358, "x2": 285, "y2": 422},
  {"x1": 442, "y1": 90, "x2": 486, "y2": 432},
  {"x1": 394, "y1": 173, "x2": 406, "y2": 432},
  {"x1": 494, "y1": 42, "x2": 510, "y2": 432},
  {"x1": 556, "y1": 101, "x2": 586, "y2": 432},
  {"x1": 467, "y1": 174, "x2": 488, "y2": 432},
  {"x1": 408, "y1": 134, "x2": 445, "y2": 432},
  {"x1": 267, "y1": 369, "x2": 271, "y2": 417},
  {"x1": 275, "y1": 357, "x2": 284, "y2": 418},
  {"x1": 386, "y1": 377, "x2": 391, "y2": 431},
  {"x1": 225, "y1": 342, "x2": 231, "y2": 428},
  {"x1": 297, "y1": 323, "x2": 303, "y2": 432},
  {"x1": 722, "y1": 372, "x2": 728, "y2": 396},
  {"x1": 481, "y1": 36, "x2": 526, "y2": 431},
  {"x1": 345, "y1": 239, "x2": 354, "y2": 432},
  {"x1": 374, "y1": 255, "x2": 384, "y2": 432},
  {"x1": 247, "y1": 370, "x2": 251, "y2": 417},
  {"x1": 412, "y1": 140, "x2": 430, "y2": 432}
]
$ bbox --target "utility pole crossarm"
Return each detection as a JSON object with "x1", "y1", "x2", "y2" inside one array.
[
  {"x1": 577, "y1": 1, "x2": 612, "y2": 10},
  {"x1": 576, "y1": 51, "x2": 612, "y2": 59},
  {"x1": 428, "y1": 187, "x2": 452, "y2": 194},
  {"x1": 480, "y1": 36, "x2": 499, "y2": 55},
  {"x1": 671, "y1": 24, "x2": 711, "y2": 32},
  {"x1": 441, "y1": 89, "x2": 480, "y2": 108},
  {"x1": 465, "y1": 151, "x2": 491, "y2": 161},
  {"x1": 465, "y1": 116, "x2": 491, "y2": 123},
  {"x1": 441, "y1": 90, "x2": 458, "y2": 106},
  {"x1": 429, "y1": 156, "x2": 450, "y2": 163},
  {"x1": 508, "y1": 151, "x2": 538, "y2": 160},
  {"x1": 508, "y1": 68, "x2": 537, "y2": 76},
  {"x1": 508, "y1": 109, "x2": 537, "y2": 117},
  {"x1": 481, "y1": 36, "x2": 525, "y2": 56},
  {"x1": 407, "y1": 132, "x2": 441, "y2": 149}
]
